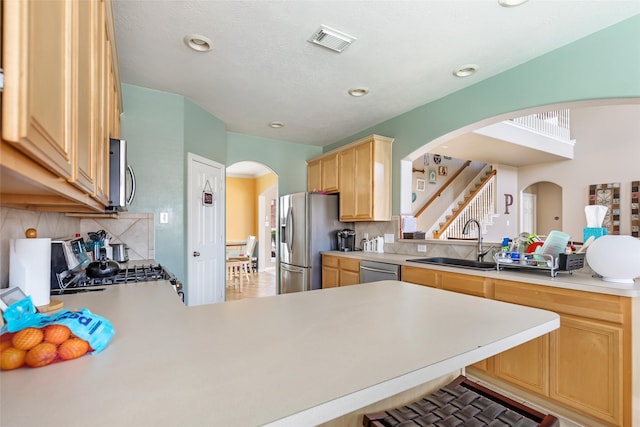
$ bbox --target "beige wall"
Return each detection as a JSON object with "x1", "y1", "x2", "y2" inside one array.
[{"x1": 519, "y1": 104, "x2": 640, "y2": 241}]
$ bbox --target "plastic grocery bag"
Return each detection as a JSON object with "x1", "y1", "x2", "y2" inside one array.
[{"x1": 1, "y1": 296, "x2": 115, "y2": 370}]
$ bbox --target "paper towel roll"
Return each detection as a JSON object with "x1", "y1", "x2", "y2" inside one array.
[{"x1": 9, "y1": 238, "x2": 51, "y2": 307}]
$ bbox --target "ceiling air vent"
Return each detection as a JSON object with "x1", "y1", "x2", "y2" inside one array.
[{"x1": 308, "y1": 25, "x2": 356, "y2": 53}]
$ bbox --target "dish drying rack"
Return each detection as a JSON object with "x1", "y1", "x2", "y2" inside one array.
[{"x1": 494, "y1": 252, "x2": 584, "y2": 277}]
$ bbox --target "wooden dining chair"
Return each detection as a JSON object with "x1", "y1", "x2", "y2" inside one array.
[{"x1": 226, "y1": 236, "x2": 256, "y2": 290}]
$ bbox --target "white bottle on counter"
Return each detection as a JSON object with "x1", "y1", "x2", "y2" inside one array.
[
  {"x1": 376, "y1": 236, "x2": 385, "y2": 253},
  {"x1": 103, "y1": 238, "x2": 113, "y2": 260}
]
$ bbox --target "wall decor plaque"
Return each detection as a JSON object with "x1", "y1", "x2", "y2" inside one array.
[{"x1": 589, "y1": 182, "x2": 620, "y2": 235}]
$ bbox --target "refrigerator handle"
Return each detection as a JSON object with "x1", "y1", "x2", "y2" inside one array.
[{"x1": 287, "y1": 206, "x2": 294, "y2": 254}]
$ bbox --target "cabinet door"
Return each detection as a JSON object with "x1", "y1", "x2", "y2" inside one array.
[
  {"x1": 494, "y1": 335, "x2": 549, "y2": 396},
  {"x1": 93, "y1": 0, "x2": 109, "y2": 204},
  {"x1": 307, "y1": 159, "x2": 322, "y2": 192},
  {"x1": 550, "y1": 315, "x2": 623, "y2": 425},
  {"x1": 339, "y1": 148, "x2": 356, "y2": 220},
  {"x1": 353, "y1": 142, "x2": 373, "y2": 219},
  {"x1": 339, "y1": 258, "x2": 360, "y2": 286},
  {"x1": 321, "y1": 153, "x2": 339, "y2": 193},
  {"x1": 3, "y1": 0, "x2": 74, "y2": 178},
  {"x1": 321, "y1": 255, "x2": 339, "y2": 288},
  {"x1": 322, "y1": 266, "x2": 339, "y2": 288},
  {"x1": 401, "y1": 266, "x2": 440, "y2": 288},
  {"x1": 73, "y1": 0, "x2": 98, "y2": 194}
]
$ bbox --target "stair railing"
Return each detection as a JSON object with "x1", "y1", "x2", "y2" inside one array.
[
  {"x1": 414, "y1": 160, "x2": 471, "y2": 218},
  {"x1": 433, "y1": 170, "x2": 497, "y2": 239}
]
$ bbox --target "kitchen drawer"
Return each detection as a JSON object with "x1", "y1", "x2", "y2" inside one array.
[
  {"x1": 401, "y1": 266, "x2": 439, "y2": 288},
  {"x1": 340, "y1": 257, "x2": 360, "y2": 273},
  {"x1": 494, "y1": 280, "x2": 627, "y2": 324},
  {"x1": 442, "y1": 272, "x2": 492, "y2": 298},
  {"x1": 322, "y1": 254, "x2": 339, "y2": 268}
]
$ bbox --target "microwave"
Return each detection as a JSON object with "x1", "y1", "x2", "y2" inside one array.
[{"x1": 108, "y1": 138, "x2": 136, "y2": 211}]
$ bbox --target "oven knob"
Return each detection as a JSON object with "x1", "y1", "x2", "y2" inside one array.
[{"x1": 193, "y1": 251, "x2": 200, "y2": 257}]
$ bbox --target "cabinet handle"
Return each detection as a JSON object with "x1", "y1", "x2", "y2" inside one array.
[{"x1": 193, "y1": 251, "x2": 200, "y2": 257}]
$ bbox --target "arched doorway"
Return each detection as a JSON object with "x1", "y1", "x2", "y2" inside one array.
[
  {"x1": 521, "y1": 181, "x2": 563, "y2": 237},
  {"x1": 225, "y1": 161, "x2": 278, "y2": 300}
]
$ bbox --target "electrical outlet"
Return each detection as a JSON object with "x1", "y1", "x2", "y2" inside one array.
[
  {"x1": 417, "y1": 244, "x2": 427, "y2": 252},
  {"x1": 160, "y1": 212, "x2": 169, "y2": 224},
  {"x1": 384, "y1": 233, "x2": 394, "y2": 244}
]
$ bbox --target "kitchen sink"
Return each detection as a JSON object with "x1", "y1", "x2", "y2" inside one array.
[{"x1": 407, "y1": 257, "x2": 497, "y2": 271}]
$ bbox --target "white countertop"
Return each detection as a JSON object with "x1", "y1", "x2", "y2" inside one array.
[
  {"x1": 1, "y1": 281, "x2": 558, "y2": 426},
  {"x1": 325, "y1": 250, "x2": 640, "y2": 297}
]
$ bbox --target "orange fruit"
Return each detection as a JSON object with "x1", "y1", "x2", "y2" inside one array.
[
  {"x1": 0, "y1": 340, "x2": 12, "y2": 352},
  {"x1": 43, "y1": 325, "x2": 71, "y2": 345},
  {"x1": 25, "y1": 342, "x2": 58, "y2": 368},
  {"x1": 58, "y1": 338, "x2": 90, "y2": 360},
  {"x1": 0, "y1": 347, "x2": 26, "y2": 370},
  {"x1": 12, "y1": 327, "x2": 44, "y2": 350}
]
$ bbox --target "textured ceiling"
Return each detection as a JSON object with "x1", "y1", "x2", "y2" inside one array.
[{"x1": 113, "y1": 1, "x2": 639, "y2": 149}]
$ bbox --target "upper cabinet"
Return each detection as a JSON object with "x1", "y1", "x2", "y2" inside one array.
[
  {"x1": 1, "y1": 0, "x2": 122, "y2": 212},
  {"x1": 307, "y1": 152, "x2": 338, "y2": 194},
  {"x1": 307, "y1": 135, "x2": 393, "y2": 222}
]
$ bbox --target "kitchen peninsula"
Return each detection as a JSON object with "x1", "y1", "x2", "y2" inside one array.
[{"x1": 1, "y1": 281, "x2": 558, "y2": 426}]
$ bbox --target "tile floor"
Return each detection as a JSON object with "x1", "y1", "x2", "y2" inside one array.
[{"x1": 225, "y1": 267, "x2": 277, "y2": 301}]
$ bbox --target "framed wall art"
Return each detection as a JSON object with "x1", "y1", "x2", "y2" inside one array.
[
  {"x1": 416, "y1": 178, "x2": 426, "y2": 192},
  {"x1": 632, "y1": 180, "x2": 639, "y2": 237},
  {"x1": 589, "y1": 182, "x2": 620, "y2": 235},
  {"x1": 438, "y1": 166, "x2": 448, "y2": 176},
  {"x1": 428, "y1": 169, "x2": 437, "y2": 184}
]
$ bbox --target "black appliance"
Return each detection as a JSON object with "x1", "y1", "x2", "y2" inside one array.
[{"x1": 337, "y1": 229, "x2": 356, "y2": 252}]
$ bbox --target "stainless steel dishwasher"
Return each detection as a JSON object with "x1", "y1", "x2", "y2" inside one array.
[{"x1": 359, "y1": 260, "x2": 401, "y2": 283}]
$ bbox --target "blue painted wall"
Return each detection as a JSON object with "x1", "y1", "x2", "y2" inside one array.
[
  {"x1": 120, "y1": 15, "x2": 640, "y2": 283},
  {"x1": 324, "y1": 14, "x2": 640, "y2": 214}
]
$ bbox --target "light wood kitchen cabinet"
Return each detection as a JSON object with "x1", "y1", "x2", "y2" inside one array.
[
  {"x1": 2, "y1": 0, "x2": 74, "y2": 179},
  {"x1": 306, "y1": 134, "x2": 393, "y2": 221},
  {"x1": 1, "y1": 0, "x2": 121, "y2": 212},
  {"x1": 321, "y1": 254, "x2": 360, "y2": 288},
  {"x1": 338, "y1": 135, "x2": 393, "y2": 221},
  {"x1": 492, "y1": 279, "x2": 630, "y2": 426},
  {"x1": 307, "y1": 154, "x2": 338, "y2": 194},
  {"x1": 401, "y1": 265, "x2": 440, "y2": 288}
]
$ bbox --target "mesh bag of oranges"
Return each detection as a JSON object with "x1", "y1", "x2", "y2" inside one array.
[{"x1": 1, "y1": 296, "x2": 115, "y2": 370}]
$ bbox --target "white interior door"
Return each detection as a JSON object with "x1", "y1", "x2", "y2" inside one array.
[
  {"x1": 187, "y1": 153, "x2": 225, "y2": 306},
  {"x1": 521, "y1": 192, "x2": 537, "y2": 234}
]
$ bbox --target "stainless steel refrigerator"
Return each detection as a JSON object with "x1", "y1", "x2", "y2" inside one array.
[{"x1": 279, "y1": 192, "x2": 351, "y2": 294}]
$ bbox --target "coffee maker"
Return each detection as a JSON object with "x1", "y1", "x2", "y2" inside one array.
[{"x1": 337, "y1": 229, "x2": 356, "y2": 252}]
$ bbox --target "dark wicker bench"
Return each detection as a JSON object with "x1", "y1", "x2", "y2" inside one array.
[{"x1": 363, "y1": 376, "x2": 559, "y2": 427}]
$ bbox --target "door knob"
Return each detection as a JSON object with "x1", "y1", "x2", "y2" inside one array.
[{"x1": 193, "y1": 251, "x2": 200, "y2": 257}]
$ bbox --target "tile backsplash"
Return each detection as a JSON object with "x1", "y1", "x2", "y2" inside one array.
[
  {"x1": 0, "y1": 207, "x2": 81, "y2": 287},
  {"x1": 80, "y1": 213, "x2": 155, "y2": 262},
  {"x1": 1, "y1": 208, "x2": 155, "y2": 288}
]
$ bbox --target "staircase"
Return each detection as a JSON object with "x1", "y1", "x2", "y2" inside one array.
[{"x1": 430, "y1": 166, "x2": 498, "y2": 239}]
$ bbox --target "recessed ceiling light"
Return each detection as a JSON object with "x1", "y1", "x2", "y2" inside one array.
[
  {"x1": 183, "y1": 34, "x2": 213, "y2": 52},
  {"x1": 269, "y1": 122, "x2": 284, "y2": 129},
  {"x1": 498, "y1": 0, "x2": 529, "y2": 7},
  {"x1": 453, "y1": 64, "x2": 479, "y2": 78},
  {"x1": 348, "y1": 88, "x2": 369, "y2": 97}
]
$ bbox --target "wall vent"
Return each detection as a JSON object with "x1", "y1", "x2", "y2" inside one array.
[{"x1": 308, "y1": 25, "x2": 356, "y2": 53}]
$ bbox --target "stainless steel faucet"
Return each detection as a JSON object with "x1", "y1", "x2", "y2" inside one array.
[{"x1": 462, "y1": 219, "x2": 490, "y2": 262}]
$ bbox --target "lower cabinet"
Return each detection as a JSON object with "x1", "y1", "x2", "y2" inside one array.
[
  {"x1": 322, "y1": 254, "x2": 360, "y2": 288},
  {"x1": 401, "y1": 268, "x2": 633, "y2": 426}
]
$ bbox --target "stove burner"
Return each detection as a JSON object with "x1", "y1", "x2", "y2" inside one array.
[
  {"x1": 53, "y1": 263, "x2": 184, "y2": 302},
  {"x1": 85, "y1": 264, "x2": 173, "y2": 285}
]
